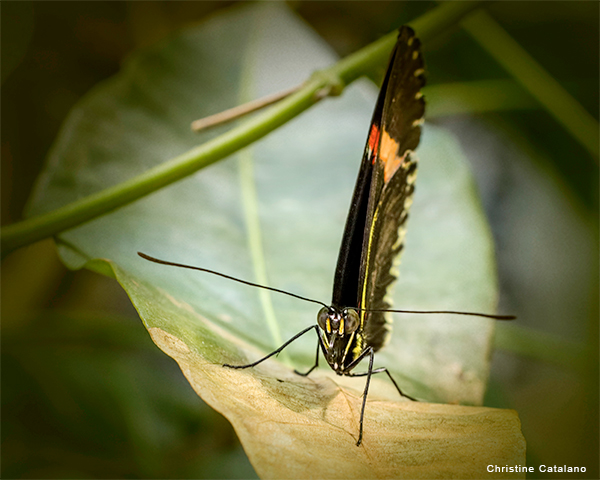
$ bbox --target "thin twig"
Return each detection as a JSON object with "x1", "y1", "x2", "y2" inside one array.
[{"x1": 191, "y1": 84, "x2": 303, "y2": 132}]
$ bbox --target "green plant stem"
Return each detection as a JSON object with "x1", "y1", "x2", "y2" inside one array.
[
  {"x1": 462, "y1": 10, "x2": 600, "y2": 160},
  {"x1": 1, "y1": 1, "x2": 483, "y2": 254}
]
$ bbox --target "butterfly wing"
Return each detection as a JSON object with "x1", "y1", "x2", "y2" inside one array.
[
  {"x1": 359, "y1": 151, "x2": 418, "y2": 351},
  {"x1": 360, "y1": 26, "x2": 425, "y2": 351},
  {"x1": 331, "y1": 26, "x2": 425, "y2": 353}
]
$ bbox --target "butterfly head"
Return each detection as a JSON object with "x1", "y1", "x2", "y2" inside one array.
[{"x1": 316, "y1": 306, "x2": 360, "y2": 373}]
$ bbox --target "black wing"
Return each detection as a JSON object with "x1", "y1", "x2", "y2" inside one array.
[
  {"x1": 331, "y1": 26, "x2": 425, "y2": 352},
  {"x1": 359, "y1": 152, "x2": 417, "y2": 351}
]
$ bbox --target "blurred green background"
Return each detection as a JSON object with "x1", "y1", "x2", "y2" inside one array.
[{"x1": 2, "y1": 2, "x2": 598, "y2": 479}]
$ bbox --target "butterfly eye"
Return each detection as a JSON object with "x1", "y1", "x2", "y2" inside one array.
[
  {"x1": 317, "y1": 307, "x2": 329, "y2": 330},
  {"x1": 344, "y1": 308, "x2": 360, "y2": 333}
]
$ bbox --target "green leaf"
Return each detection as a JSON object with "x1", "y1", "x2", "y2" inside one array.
[{"x1": 27, "y1": 3, "x2": 524, "y2": 477}]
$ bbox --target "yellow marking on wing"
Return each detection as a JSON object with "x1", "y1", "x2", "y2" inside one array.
[
  {"x1": 352, "y1": 334, "x2": 363, "y2": 359},
  {"x1": 360, "y1": 205, "x2": 380, "y2": 329},
  {"x1": 343, "y1": 331, "x2": 356, "y2": 363}
]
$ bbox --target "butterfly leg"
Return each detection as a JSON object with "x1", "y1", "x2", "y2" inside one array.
[
  {"x1": 344, "y1": 347, "x2": 416, "y2": 446},
  {"x1": 348, "y1": 367, "x2": 417, "y2": 402},
  {"x1": 223, "y1": 324, "x2": 317, "y2": 369},
  {"x1": 353, "y1": 346, "x2": 375, "y2": 446},
  {"x1": 294, "y1": 335, "x2": 321, "y2": 376},
  {"x1": 379, "y1": 368, "x2": 417, "y2": 401},
  {"x1": 338, "y1": 346, "x2": 375, "y2": 446}
]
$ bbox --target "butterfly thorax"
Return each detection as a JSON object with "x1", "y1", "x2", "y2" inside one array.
[{"x1": 316, "y1": 306, "x2": 363, "y2": 373}]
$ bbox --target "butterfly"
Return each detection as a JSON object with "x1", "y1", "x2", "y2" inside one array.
[{"x1": 139, "y1": 25, "x2": 513, "y2": 447}]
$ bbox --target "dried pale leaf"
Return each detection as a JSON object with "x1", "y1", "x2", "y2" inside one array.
[{"x1": 150, "y1": 322, "x2": 525, "y2": 479}]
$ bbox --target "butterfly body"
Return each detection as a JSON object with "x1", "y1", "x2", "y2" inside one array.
[
  {"x1": 316, "y1": 306, "x2": 362, "y2": 373},
  {"x1": 139, "y1": 23, "x2": 512, "y2": 445},
  {"x1": 140, "y1": 26, "x2": 427, "y2": 447},
  {"x1": 316, "y1": 25, "x2": 424, "y2": 382}
]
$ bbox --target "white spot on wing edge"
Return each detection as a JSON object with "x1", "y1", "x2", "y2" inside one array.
[
  {"x1": 392, "y1": 227, "x2": 407, "y2": 250},
  {"x1": 407, "y1": 169, "x2": 417, "y2": 186}
]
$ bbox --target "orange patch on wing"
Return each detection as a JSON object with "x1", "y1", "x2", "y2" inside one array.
[
  {"x1": 379, "y1": 129, "x2": 402, "y2": 182},
  {"x1": 368, "y1": 124, "x2": 381, "y2": 163}
]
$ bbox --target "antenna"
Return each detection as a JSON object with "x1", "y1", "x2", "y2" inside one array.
[
  {"x1": 137, "y1": 252, "x2": 328, "y2": 308},
  {"x1": 138, "y1": 252, "x2": 515, "y2": 321},
  {"x1": 361, "y1": 308, "x2": 515, "y2": 321}
]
